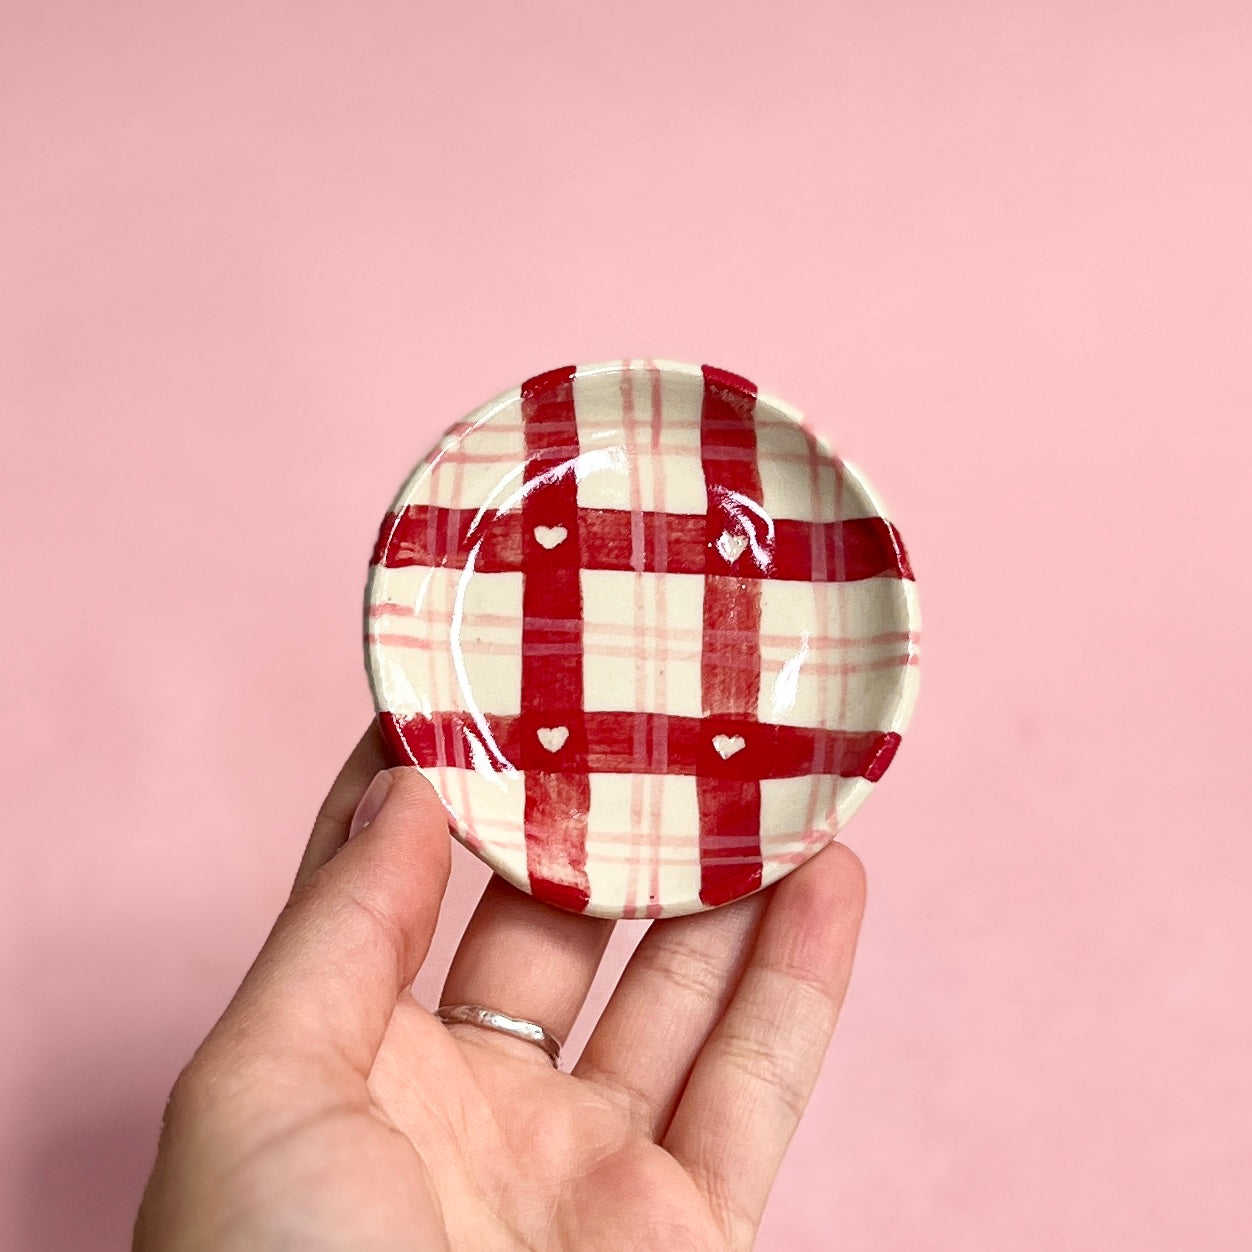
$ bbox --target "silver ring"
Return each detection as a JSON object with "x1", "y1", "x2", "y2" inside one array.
[{"x1": 435, "y1": 1003, "x2": 562, "y2": 1067}]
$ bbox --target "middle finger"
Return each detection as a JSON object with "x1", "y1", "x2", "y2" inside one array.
[
  {"x1": 440, "y1": 876, "x2": 614, "y2": 1066},
  {"x1": 572, "y1": 891, "x2": 766, "y2": 1136}
]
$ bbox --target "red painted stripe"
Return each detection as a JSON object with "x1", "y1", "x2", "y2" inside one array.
[
  {"x1": 518, "y1": 367, "x2": 591, "y2": 911},
  {"x1": 371, "y1": 505, "x2": 522, "y2": 570},
  {"x1": 379, "y1": 710, "x2": 900, "y2": 783},
  {"x1": 698, "y1": 366, "x2": 766, "y2": 906},
  {"x1": 372, "y1": 507, "x2": 912, "y2": 582}
]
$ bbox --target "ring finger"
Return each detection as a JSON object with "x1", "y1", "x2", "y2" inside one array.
[{"x1": 440, "y1": 876, "x2": 614, "y2": 1066}]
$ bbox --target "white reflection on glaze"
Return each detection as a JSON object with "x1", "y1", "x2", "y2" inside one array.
[
  {"x1": 769, "y1": 633, "x2": 810, "y2": 719},
  {"x1": 383, "y1": 655, "x2": 423, "y2": 717},
  {"x1": 715, "y1": 488, "x2": 775, "y2": 572},
  {"x1": 451, "y1": 541, "x2": 516, "y2": 776},
  {"x1": 471, "y1": 447, "x2": 626, "y2": 526},
  {"x1": 574, "y1": 445, "x2": 629, "y2": 481},
  {"x1": 465, "y1": 725, "x2": 510, "y2": 791}
]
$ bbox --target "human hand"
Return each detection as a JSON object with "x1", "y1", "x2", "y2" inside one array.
[{"x1": 135, "y1": 723, "x2": 866, "y2": 1251}]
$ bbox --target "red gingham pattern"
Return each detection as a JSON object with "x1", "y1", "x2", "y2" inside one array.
[{"x1": 366, "y1": 360, "x2": 919, "y2": 918}]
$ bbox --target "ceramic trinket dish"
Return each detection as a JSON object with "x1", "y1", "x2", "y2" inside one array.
[{"x1": 365, "y1": 361, "x2": 919, "y2": 919}]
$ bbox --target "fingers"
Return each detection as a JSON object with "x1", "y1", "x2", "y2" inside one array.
[
  {"x1": 293, "y1": 722, "x2": 390, "y2": 889},
  {"x1": 573, "y1": 893, "x2": 766, "y2": 1137},
  {"x1": 663, "y1": 842, "x2": 866, "y2": 1250},
  {"x1": 439, "y1": 877, "x2": 614, "y2": 1066},
  {"x1": 205, "y1": 764, "x2": 451, "y2": 1085}
]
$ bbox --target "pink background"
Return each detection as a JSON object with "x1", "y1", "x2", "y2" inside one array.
[{"x1": 3, "y1": 2, "x2": 1250, "y2": 1247}]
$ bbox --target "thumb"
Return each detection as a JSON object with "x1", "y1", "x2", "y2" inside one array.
[{"x1": 210, "y1": 767, "x2": 451, "y2": 1080}]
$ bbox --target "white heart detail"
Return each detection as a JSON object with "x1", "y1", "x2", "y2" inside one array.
[
  {"x1": 716, "y1": 531, "x2": 748, "y2": 564},
  {"x1": 538, "y1": 726, "x2": 570, "y2": 753},
  {"x1": 713, "y1": 734, "x2": 746, "y2": 760},
  {"x1": 534, "y1": 525, "x2": 568, "y2": 550}
]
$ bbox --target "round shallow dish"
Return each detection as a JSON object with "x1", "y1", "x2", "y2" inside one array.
[{"x1": 365, "y1": 361, "x2": 919, "y2": 919}]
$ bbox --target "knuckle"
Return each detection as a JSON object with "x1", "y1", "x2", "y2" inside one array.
[
  {"x1": 334, "y1": 883, "x2": 411, "y2": 981},
  {"x1": 289, "y1": 871, "x2": 410, "y2": 984},
  {"x1": 717, "y1": 1029, "x2": 811, "y2": 1123},
  {"x1": 162, "y1": 1052, "x2": 219, "y2": 1136},
  {"x1": 761, "y1": 957, "x2": 840, "y2": 1015},
  {"x1": 637, "y1": 939, "x2": 727, "y2": 1006},
  {"x1": 167, "y1": 1023, "x2": 293, "y2": 1119},
  {"x1": 582, "y1": 1067, "x2": 657, "y2": 1131}
]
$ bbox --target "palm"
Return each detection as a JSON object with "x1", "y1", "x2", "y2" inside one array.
[{"x1": 366, "y1": 1002, "x2": 725, "y2": 1250}]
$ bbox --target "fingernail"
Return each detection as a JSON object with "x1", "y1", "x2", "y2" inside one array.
[{"x1": 349, "y1": 770, "x2": 395, "y2": 838}]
